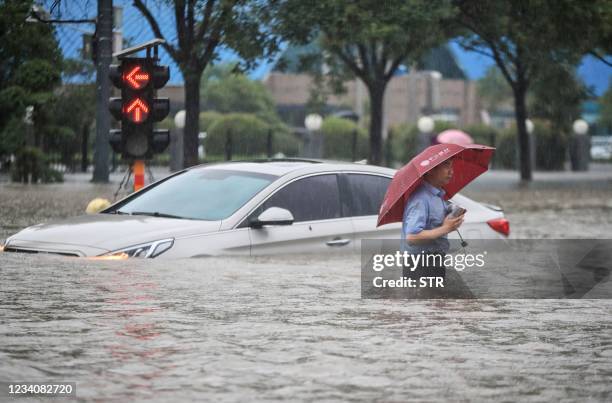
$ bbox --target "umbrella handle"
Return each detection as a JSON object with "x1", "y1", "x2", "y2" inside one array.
[{"x1": 457, "y1": 229, "x2": 468, "y2": 248}]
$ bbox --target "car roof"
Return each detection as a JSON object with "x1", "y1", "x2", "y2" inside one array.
[{"x1": 187, "y1": 158, "x2": 397, "y2": 177}]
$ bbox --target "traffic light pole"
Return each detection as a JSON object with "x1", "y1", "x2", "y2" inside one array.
[
  {"x1": 133, "y1": 160, "x2": 145, "y2": 191},
  {"x1": 92, "y1": 0, "x2": 113, "y2": 183}
]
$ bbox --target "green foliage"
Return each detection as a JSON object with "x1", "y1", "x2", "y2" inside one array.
[
  {"x1": 463, "y1": 124, "x2": 498, "y2": 147},
  {"x1": 320, "y1": 117, "x2": 368, "y2": 160},
  {"x1": 0, "y1": 116, "x2": 26, "y2": 157},
  {"x1": 494, "y1": 129, "x2": 517, "y2": 170},
  {"x1": 533, "y1": 121, "x2": 567, "y2": 171},
  {"x1": 205, "y1": 113, "x2": 299, "y2": 157},
  {"x1": 493, "y1": 123, "x2": 567, "y2": 171},
  {"x1": 598, "y1": 80, "x2": 612, "y2": 130},
  {"x1": 10, "y1": 146, "x2": 63, "y2": 183},
  {"x1": 0, "y1": 0, "x2": 63, "y2": 168},
  {"x1": 199, "y1": 111, "x2": 224, "y2": 132},
  {"x1": 200, "y1": 64, "x2": 281, "y2": 124},
  {"x1": 455, "y1": 0, "x2": 609, "y2": 178},
  {"x1": 389, "y1": 124, "x2": 419, "y2": 164},
  {"x1": 268, "y1": 0, "x2": 456, "y2": 164},
  {"x1": 529, "y1": 64, "x2": 589, "y2": 134},
  {"x1": 477, "y1": 66, "x2": 513, "y2": 112},
  {"x1": 389, "y1": 121, "x2": 456, "y2": 163}
]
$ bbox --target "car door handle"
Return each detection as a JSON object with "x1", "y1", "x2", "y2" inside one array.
[{"x1": 326, "y1": 238, "x2": 351, "y2": 247}]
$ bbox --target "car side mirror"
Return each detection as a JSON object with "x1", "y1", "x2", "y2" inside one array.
[{"x1": 250, "y1": 207, "x2": 294, "y2": 229}]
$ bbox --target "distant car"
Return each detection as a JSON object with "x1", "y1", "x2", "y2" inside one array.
[
  {"x1": 2, "y1": 159, "x2": 509, "y2": 258},
  {"x1": 591, "y1": 136, "x2": 612, "y2": 160}
]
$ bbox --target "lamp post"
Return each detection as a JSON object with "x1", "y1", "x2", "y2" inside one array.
[
  {"x1": 416, "y1": 116, "x2": 434, "y2": 153},
  {"x1": 171, "y1": 110, "x2": 186, "y2": 171},
  {"x1": 304, "y1": 113, "x2": 323, "y2": 158},
  {"x1": 570, "y1": 119, "x2": 589, "y2": 171},
  {"x1": 525, "y1": 119, "x2": 536, "y2": 172}
]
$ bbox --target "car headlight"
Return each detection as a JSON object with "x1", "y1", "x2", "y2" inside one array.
[{"x1": 103, "y1": 238, "x2": 174, "y2": 258}]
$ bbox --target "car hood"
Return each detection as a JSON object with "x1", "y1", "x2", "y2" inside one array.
[{"x1": 7, "y1": 214, "x2": 222, "y2": 254}]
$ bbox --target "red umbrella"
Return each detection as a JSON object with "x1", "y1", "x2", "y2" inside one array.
[{"x1": 377, "y1": 143, "x2": 495, "y2": 227}]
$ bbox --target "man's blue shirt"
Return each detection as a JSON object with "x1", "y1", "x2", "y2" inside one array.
[{"x1": 401, "y1": 181, "x2": 450, "y2": 254}]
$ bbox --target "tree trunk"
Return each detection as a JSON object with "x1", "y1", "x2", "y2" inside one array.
[
  {"x1": 81, "y1": 122, "x2": 89, "y2": 172},
  {"x1": 183, "y1": 72, "x2": 201, "y2": 168},
  {"x1": 513, "y1": 81, "x2": 532, "y2": 181},
  {"x1": 368, "y1": 85, "x2": 384, "y2": 165}
]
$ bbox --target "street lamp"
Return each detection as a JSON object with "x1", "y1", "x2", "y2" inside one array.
[
  {"x1": 525, "y1": 119, "x2": 536, "y2": 172},
  {"x1": 417, "y1": 116, "x2": 434, "y2": 134},
  {"x1": 525, "y1": 119, "x2": 534, "y2": 135},
  {"x1": 304, "y1": 113, "x2": 323, "y2": 158},
  {"x1": 416, "y1": 116, "x2": 434, "y2": 153},
  {"x1": 304, "y1": 113, "x2": 323, "y2": 131},
  {"x1": 170, "y1": 110, "x2": 186, "y2": 171},
  {"x1": 571, "y1": 119, "x2": 589, "y2": 171},
  {"x1": 572, "y1": 119, "x2": 588, "y2": 136},
  {"x1": 174, "y1": 110, "x2": 186, "y2": 129}
]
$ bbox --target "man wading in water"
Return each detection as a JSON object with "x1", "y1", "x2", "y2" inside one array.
[{"x1": 401, "y1": 159, "x2": 465, "y2": 291}]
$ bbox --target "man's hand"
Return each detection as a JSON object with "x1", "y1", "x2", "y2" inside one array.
[{"x1": 442, "y1": 213, "x2": 464, "y2": 234}]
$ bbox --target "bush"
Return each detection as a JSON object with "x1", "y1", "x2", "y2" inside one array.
[
  {"x1": 206, "y1": 113, "x2": 299, "y2": 158},
  {"x1": 534, "y1": 121, "x2": 567, "y2": 170},
  {"x1": 389, "y1": 123, "x2": 418, "y2": 164},
  {"x1": 320, "y1": 116, "x2": 368, "y2": 160},
  {"x1": 199, "y1": 110, "x2": 223, "y2": 132},
  {"x1": 463, "y1": 124, "x2": 498, "y2": 147},
  {"x1": 493, "y1": 122, "x2": 567, "y2": 171},
  {"x1": 389, "y1": 121, "x2": 455, "y2": 164},
  {"x1": 494, "y1": 129, "x2": 517, "y2": 169},
  {"x1": 10, "y1": 146, "x2": 63, "y2": 183}
]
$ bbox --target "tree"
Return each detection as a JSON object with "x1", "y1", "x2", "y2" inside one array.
[
  {"x1": 477, "y1": 66, "x2": 512, "y2": 112},
  {"x1": 454, "y1": 0, "x2": 610, "y2": 181},
  {"x1": 134, "y1": 0, "x2": 277, "y2": 168},
  {"x1": 200, "y1": 63, "x2": 280, "y2": 124},
  {"x1": 529, "y1": 63, "x2": 589, "y2": 135},
  {"x1": 0, "y1": 0, "x2": 62, "y2": 163},
  {"x1": 269, "y1": 0, "x2": 455, "y2": 165},
  {"x1": 51, "y1": 59, "x2": 96, "y2": 172},
  {"x1": 599, "y1": 80, "x2": 612, "y2": 131}
]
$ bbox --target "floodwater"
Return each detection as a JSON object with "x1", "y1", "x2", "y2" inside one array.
[
  {"x1": 2, "y1": 253, "x2": 612, "y2": 401},
  {"x1": 1, "y1": 170, "x2": 612, "y2": 401}
]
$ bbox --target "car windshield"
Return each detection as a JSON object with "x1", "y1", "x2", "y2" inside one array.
[{"x1": 112, "y1": 168, "x2": 278, "y2": 221}]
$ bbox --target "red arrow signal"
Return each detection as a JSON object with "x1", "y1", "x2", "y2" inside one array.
[
  {"x1": 123, "y1": 65, "x2": 150, "y2": 90},
  {"x1": 123, "y1": 98, "x2": 150, "y2": 123}
]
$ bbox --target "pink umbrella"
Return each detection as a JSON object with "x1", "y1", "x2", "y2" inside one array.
[{"x1": 436, "y1": 129, "x2": 474, "y2": 145}]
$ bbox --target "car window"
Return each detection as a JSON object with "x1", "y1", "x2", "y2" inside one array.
[
  {"x1": 112, "y1": 169, "x2": 277, "y2": 221},
  {"x1": 250, "y1": 174, "x2": 342, "y2": 223},
  {"x1": 346, "y1": 174, "x2": 391, "y2": 216}
]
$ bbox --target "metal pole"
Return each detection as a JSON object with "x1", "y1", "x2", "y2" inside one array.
[
  {"x1": 267, "y1": 129, "x2": 273, "y2": 158},
  {"x1": 133, "y1": 160, "x2": 145, "y2": 191},
  {"x1": 225, "y1": 130, "x2": 233, "y2": 161},
  {"x1": 351, "y1": 128, "x2": 357, "y2": 161},
  {"x1": 92, "y1": 0, "x2": 112, "y2": 183}
]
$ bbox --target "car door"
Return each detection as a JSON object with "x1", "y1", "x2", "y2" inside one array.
[
  {"x1": 245, "y1": 173, "x2": 355, "y2": 255},
  {"x1": 340, "y1": 173, "x2": 401, "y2": 251}
]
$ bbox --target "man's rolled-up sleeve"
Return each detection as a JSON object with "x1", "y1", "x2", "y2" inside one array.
[{"x1": 403, "y1": 199, "x2": 427, "y2": 235}]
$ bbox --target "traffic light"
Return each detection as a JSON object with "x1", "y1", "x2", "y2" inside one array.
[{"x1": 109, "y1": 57, "x2": 170, "y2": 159}]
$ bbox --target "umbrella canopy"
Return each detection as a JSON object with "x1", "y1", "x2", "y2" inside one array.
[
  {"x1": 436, "y1": 129, "x2": 474, "y2": 145},
  {"x1": 377, "y1": 143, "x2": 494, "y2": 227}
]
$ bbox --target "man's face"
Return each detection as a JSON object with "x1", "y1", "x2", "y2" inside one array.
[{"x1": 427, "y1": 159, "x2": 454, "y2": 186}]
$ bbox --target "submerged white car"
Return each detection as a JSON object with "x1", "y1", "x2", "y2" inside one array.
[{"x1": 2, "y1": 159, "x2": 509, "y2": 258}]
